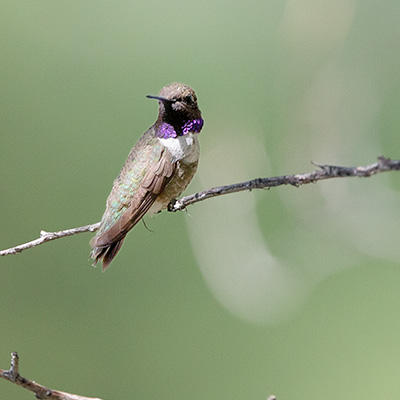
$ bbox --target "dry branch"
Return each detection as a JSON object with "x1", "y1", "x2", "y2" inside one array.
[
  {"x1": 1, "y1": 352, "x2": 275, "y2": 400},
  {"x1": 1, "y1": 156, "x2": 399, "y2": 258},
  {"x1": 0, "y1": 352, "x2": 103, "y2": 400},
  {"x1": 0, "y1": 223, "x2": 100, "y2": 256}
]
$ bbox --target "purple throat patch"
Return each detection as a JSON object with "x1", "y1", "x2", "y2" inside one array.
[{"x1": 156, "y1": 118, "x2": 204, "y2": 139}]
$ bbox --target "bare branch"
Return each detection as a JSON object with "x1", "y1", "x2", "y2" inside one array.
[
  {"x1": 1, "y1": 353, "x2": 276, "y2": 400},
  {"x1": 0, "y1": 223, "x2": 100, "y2": 256},
  {"x1": 168, "y1": 156, "x2": 400, "y2": 211},
  {"x1": 1, "y1": 156, "x2": 399, "y2": 257},
  {"x1": 0, "y1": 352, "x2": 103, "y2": 400}
]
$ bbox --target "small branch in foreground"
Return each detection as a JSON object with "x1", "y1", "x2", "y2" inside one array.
[
  {"x1": 0, "y1": 352, "x2": 102, "y2": 400},
  {"x1": 1, "y1": 156, "x2": 399, "y2": 258},
  {"x1": 0, "y1": 353, "x2": 275, "y2": 400}
]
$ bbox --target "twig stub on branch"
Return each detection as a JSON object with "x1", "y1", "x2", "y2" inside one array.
[{"x1": 0, "y1": 352, "x2": 103, "y2": 400}]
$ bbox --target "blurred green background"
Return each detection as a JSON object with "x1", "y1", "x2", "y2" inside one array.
[{"x1": 1, "y1": 0, "x2": 400, "y2": 399}]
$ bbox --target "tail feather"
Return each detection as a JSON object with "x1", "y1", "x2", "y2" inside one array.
[{"x1": 91, "y1": 238, "x2": 125, "y2": 271}]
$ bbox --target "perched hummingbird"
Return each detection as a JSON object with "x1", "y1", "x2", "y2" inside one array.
[{"x1": 90, "y1": 83, "x2": 204, "y2": 270}]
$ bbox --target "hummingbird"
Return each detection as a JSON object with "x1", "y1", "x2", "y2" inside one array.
[{"x1": 90, "y1": 83, "x2": 204, "y2": 270}]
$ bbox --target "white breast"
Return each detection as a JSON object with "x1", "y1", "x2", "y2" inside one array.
[{"x1": 159, "y1": 133, "x2": 200, "y2": 164}]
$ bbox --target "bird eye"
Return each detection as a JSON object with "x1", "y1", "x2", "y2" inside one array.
[{"x1": 185, "y1": 95, "x2": 193, "y2": 104}]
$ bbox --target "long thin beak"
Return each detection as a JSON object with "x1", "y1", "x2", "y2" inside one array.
[{"x1": 146, "y1": 95, "x2": 174, "y2": 102}]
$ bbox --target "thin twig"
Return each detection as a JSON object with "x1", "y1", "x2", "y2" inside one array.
[
  {"x1": 0, "y1": 223, "x2": 100, "y2": 256},
  {"x1": 168, "y1": 156, "x2": 400, "y2": 211},
  {"x1": 1, "y1": 156, "x2": 399, "y2": 257},
  {"x1": 1, "y1": 353, "x2": 275, "y2": 400},
  {"x1": 0, "y1": 352, "x2": 103, "y2": 400}
]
